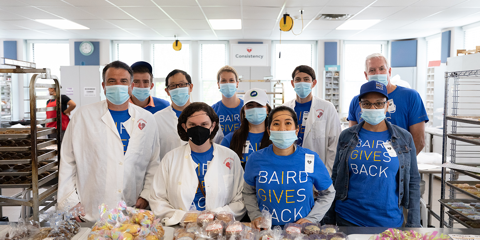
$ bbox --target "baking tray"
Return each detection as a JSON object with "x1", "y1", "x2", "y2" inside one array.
[
  {"x1": 455, "y1": 169, "x2": 480, "y2": 181},
  {"x1": 0, "y1": 139, "x2": 56, "y2": 152},
  {"x1": 0, "y1": 149, "x2": 57, "y2": 165},
  {"x1": 446, "y1": 181, "x2": 480, "y2": 201},
  {"x1": 446, "y1": 211, "x2": 474, "y2": 228},
  {"x1": 439, "y1": 199, "x2": 480, "y2": 222},
  {"x1": 0, "y1": 128, "x2": 55, "y2": 139},
  {"x1": 448, "y1": 134, "x2": 480, "y2": 146},
  {"x1": 0, "y1": 170, "x2": 58, "y2": 188},
  {"x1": 0, "y1": 160, "x2": 57, "y2": 176},
  {"x1": 446, "y1": 116, "x2": 480, "y2": 126}
]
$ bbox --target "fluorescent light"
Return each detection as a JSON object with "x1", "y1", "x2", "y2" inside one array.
[
  {"x1": 209, "y1": 19, "x2": 242, "y2": 30},
  {"x1": 35, "y1": 19, "x2": 89, "y2": 30},
  {"x1": 336, "y1": 20, "x2": 381, "y2": 30}
]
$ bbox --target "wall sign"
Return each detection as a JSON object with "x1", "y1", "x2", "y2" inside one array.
[
  {"x1": 230, "y1": 44, "x2": 268, "y2": 66},
  {"x1": 84, "y1": 87, "x2": 96, "y2": 97}
]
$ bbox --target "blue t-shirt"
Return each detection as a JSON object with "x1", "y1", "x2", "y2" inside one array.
[
  {"x1": 335, "y1": 128, "x2": 402, "y2": 227},
  {"x1": 347, "y1": 86, "x2": 429, "y2": 130},
  {"x1": 109, "y1": 109, "x2": 131, "y2": 154},
  {"x1": 294, "y1": 101, "x2": 312, "y2": 147},
  {"x1": 191, "y1": 146, "x2": 214, "y2": 211},
  {"x1": 221, "y1": 132, "x2": 264, "y2": 163},
  {"x1": 212, "y1": 99, "x2": 244, "y2": 136},
  {"x1": 244, "y1": 145, "x2": 332, "y2": 226},
  {"x1": 172, "y1": 107, "x2": 182, "y2": 118},
  {"x1": 144, "y1": 97, "x2": 170, "y2": 114}
]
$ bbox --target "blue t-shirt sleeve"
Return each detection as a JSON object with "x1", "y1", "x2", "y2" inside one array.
[
  {"x1": 347, "y1": 95, "x2": 360, "y2": 122},
  {"x1": 244, "y1": 152, "x2": 259, "y2": 186},
  {"x1": 221, "y1": 132, "x2": 233, "y2": 148},
  {"x1": 312, "y1": 153, "x2": 333, "y2": 191},
  {"x1": 408, "y1": 90, "x2": 429, "y2": 127}
]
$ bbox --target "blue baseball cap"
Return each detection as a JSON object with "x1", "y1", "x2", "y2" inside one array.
[
  {"x1": 131, "y1": 61, "x2": 152, "y2": 74},
  {"x1": 359, "y1": 81, "x2": 388, "y2": 100}
]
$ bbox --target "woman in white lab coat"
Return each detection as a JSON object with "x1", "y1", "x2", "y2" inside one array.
[{"x1": 149, "y1": 102, "x2": 246, "y2": 226}]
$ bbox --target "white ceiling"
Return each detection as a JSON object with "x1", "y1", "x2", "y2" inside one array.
[{"x1": 0, "y1": 0, "x2": 479, "y2": 40}]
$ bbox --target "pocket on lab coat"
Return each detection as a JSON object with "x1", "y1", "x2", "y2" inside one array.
[
  {"x1": 222, "y1": 174, "x2": 234, "y2": 201},
  {"x1": 312, "y1": 120, "x2": 326, "y2": 139}
]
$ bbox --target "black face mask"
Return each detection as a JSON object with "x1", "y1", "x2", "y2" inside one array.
[{"x1": 187, "y1": 126, "x2": 211, "y2": 146}]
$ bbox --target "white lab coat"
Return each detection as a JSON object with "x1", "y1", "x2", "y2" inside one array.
[
  {"x1": 284, "y1": 96, "x2": 341, "y2": 174},
  {"x1": 154, "y1": 106, "x2": 224, "y2": 161},
  {"x1": 149, "y1": 143, "x2": 245, "y2": 226},
  {"x1": 57, "y1": 100, "x2": 160, "y2": 221}
]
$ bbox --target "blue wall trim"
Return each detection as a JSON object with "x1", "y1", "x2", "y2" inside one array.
[
  {"x1": 3, "y1": 41, "x2": 17, "y2": 60},
  {"x1": 441, "y1": 30, "x2": 451, "y2": 63},
  {"x1": 391, "y1": 39, "x2": 417, "y2": 67},
  {"x1": 324, "y1": 42, "x2": 337, "y2": 65},
  {"x1": 238, "y1": 42, "x2": 263, "y2": 44},
  {"x1": 74, "y1": 41, "x2": 100, "y2": 66}
]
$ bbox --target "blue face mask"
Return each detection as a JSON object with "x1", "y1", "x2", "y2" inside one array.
[
  {"x1": 269, "y1": 130, "x2": 298, "y2": 149},
  {"x1": 368, "y1": 74, "x2": 389, "y2": 86},
  {"x1": 132, "y1": 87, "x2": 150, "y2": 102},
  {"x1": 105, "y1": 85, "x2": 130, "y2": 105},
  {"x1": 361, "y1": 108, "x2": 386, "y2": 125},
  {"x1": 245, "y1": 107, "x2": 267, "y2": 125},
  {"x1": 169, "y1": 87, "x2": 190, "y2": 107},
  {"x1": 294, "y1": 82, "x2": 312, "y2": 99},
  {"x1": 219, "y1": 83, "x2": 237, "y2": 98}
]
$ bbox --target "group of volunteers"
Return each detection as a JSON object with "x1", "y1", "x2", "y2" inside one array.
[{"x1": 57, "y1": 52, "x2": 426, "y2": 228}]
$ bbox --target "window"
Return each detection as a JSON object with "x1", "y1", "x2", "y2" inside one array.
[
  {"x1": 342, "y1": 41, "x2": 387, "y2": 115},
  {"x1": 200, "y1": 42, "x2": 228, "y2": 105},
  {"x1": 426, "y1": 34, "x2": 441, "y2": 63},
  {"x1": 464, "y1": 25, "x2": 480, "y2": 51},
  {"x1": 152, "y1": 42, "x2": 191, "y2": 78},
  {"x1": 272, "y1": 41, "x2": 316, "y2": 102},
  {"x1": 112, "y1": 41, "x2": 142, "y2": 66}
]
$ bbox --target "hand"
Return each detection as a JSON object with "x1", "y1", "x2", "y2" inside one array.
[
  {"x1": 71, "y1": 203, "x2": 86, "y2": 222},
  {"x1": 135, "y1": 197, "x2": 149, "y2": 209},
  {"x1": 251, "y1": 217, "x2": 263, "y2": 230},
  {"x1": 295, "y1": 218, "x2": 312, "y2": 224},
  {"x1": 64, "y1": 111, "x2": 70, "y2": 116}
]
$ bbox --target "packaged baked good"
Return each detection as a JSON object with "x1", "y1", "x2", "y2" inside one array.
[
  {"x1": 301, "y1": 223, "x2": 320, "y2": 235},
  {"x1": 205, "y1": 220, "x2": 225, "y2": 239},
  {"x1": 309, "y1": 234, "x2": 327, "y2": 240},
  {"x1": 175, "y1": 228, "x2": 195, "y2": 240},
  {"x1": 284, "y1": 223, "x2": 302, "y2": 235},
  {"x1": 327, "y1": 233, "x2": 346, "y2": 240},
  {"x1": 422, "y1": 232, "x2": 449, "y2": 240},
  {"x1": 257, "y1": 230, "x2": 274, "y2": 240},
  {"x1": 281, "y1": 234, "x2": 294, "y2": 240},
  {"x1": 242, "y1": 231, "x2": 256, "y2": 240},
  {"x1": 216, "y1": 211, "x2": 234, "y2": 224},
  {"x1": 198, "y1": 210, "x2": 216, "y2": 227},
  {"x1": 181, "y1": 211, "x2": 200, "y2": 227},
  {"x1": 258, "y1": 210, "x2": 272, "y2": 230},
  {"x1": 226, "y1": 221, "x2": 244, "y2": 239},
  {"x1": 320, "y1": 225, "x2": 338, "y2": 234},
  {"x1": 185, "y1": 222, "x2": 200, "y2": 234}
]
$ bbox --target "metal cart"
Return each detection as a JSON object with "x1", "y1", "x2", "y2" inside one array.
[{"x1": 0, "y1": 58, "x2": 61, "y2": 221}]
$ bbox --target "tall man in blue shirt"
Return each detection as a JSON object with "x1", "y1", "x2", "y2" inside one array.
[{"x1": 347, "y1": 53, "x2": 428, "y2": 155}]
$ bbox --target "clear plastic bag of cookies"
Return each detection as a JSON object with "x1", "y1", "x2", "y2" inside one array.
[
  {"x1": 284, "y1": 223, "x2": 302, "y2": 235},
  {"x1": 258, "y1": 210, "x2": 272, "y2": 230},
  {"x1": 301, "y1": 223, "x2": 320, "y2": 236},
  {"x1": 181, "y1": 210, "x2": 200, "y2": 228},
  {"x1": 257, "y1": 230, "x2": 274, "y2": 240},
  {"x1": 225, "y1": 221, "x2": 244, "y2": 240},
  {"x1": 205, "y1": 220, "x2": 226, "y2": 239},
  {"x1": 216, "y1": 211, "x2": 234, "y2": 224},
  {"x1": 197, "y1": 210, "x2": 216, "y2": 227}
]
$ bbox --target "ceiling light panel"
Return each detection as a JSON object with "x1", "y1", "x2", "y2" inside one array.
[
  {"x1": 35, "y1": 19, "x2": 89, "y2": 29},
  {"x1": 209, "y1": 19, "x2": 242, "y2": 30},
  {"x1": 336, "y1": 20, "x2": 381, "y2": 30}
]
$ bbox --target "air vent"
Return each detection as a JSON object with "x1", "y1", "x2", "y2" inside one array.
[{"x1": 315, "y1": 14, "x2": 351, "y2": 21}]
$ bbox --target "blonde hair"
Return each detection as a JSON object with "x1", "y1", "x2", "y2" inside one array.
[
  {"x1": 217, "y1": 65, "x2": 239, "y2": 83},
  {"x1": 365, "y1": 53, "x2": 389, "y2": 72}
]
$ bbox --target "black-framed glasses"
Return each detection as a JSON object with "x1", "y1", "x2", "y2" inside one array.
[
  {"x1": 167, "y1": 82, "x2": 190, "y2": 90},
  {"x1": 360, "y1": 101, "x2": 387, "y2": 109}
]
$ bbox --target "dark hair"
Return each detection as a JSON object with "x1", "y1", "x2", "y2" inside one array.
[
  {"x1": 230, "y1": 104, "x2": 272, "y2": 166},
  {"x1": 131, "y1": 65, "x2": 153, "y2": 82},
  {"x1": 267, "y1": 106, "x2": 299, "y2": 129},
  {"x1": 291, "y1": 65, "x2": 316, "y2": 80},
  {"x1": 102, "y1": 61, "x2": 133, "y2": 83},
  {"x1": 177, "y1": 102, "x2": 219, "y2": 142},
  {"x1": 165, "y1": 69, "x2": 192, "y2": 87}
]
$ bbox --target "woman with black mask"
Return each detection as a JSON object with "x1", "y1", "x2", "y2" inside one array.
[{"x1": 149, "y1": 102, "x2": 246, "y2": 226}]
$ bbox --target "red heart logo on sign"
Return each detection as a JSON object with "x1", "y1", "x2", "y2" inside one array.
[
  {"x1": 226, "y1": 162, "x2": 231, "y2": 169},
  {"x1": 138, "y1": 122, "x2": 145, "y2": 130},
  {"x1": 247, "y1": 48, "x2": 252, "y2": 53}
]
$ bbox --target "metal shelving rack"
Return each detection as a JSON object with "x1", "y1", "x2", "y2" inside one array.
[
  {"x1": 0, "y1": 58, "x2": 61, "y2": 221},
  {"x1": 323, "y1": 70, "x2": 340, "y2": 112},
  {"x1": 426, "y1": 67, "x2": 435, "y2": 125},
  {"x1": 440, "y1": 69, "x2": 480, "y2": 228}
]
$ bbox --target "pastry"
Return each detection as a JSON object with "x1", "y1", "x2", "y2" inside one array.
[
  {"x1": 216, "y1": 211, "x2": 234, "y2": 224},
  {"x1": 309, "y1": 234, "x2": 327, "y2": 240},
  {"x1": 197, "y1": 211, "x2": 215, "y2": 227},
  {"x1": 226, "y1": 221, "x2": 243, "y2": 238},
  {"x1": 205, "y1": 220, "x2": 224, "y2": 238},
  {"x1": 329, "y1": 233, "x2": 347, "y2": 240},
  {"x1": 181, "y1": 212, "x2": 199, "y2": 227},
  {"x1": 302, "y1": 223, "x2": 320, "y2": 235},
  {"x1": 320, "y1": 225, "x2": 338, "y2": 234},
  {"x1": 176, "y1": 231, "x2": 195, "y2": 240},
  {"x1": 285, "y1": 223, "x2": 302, "y2": 234}
]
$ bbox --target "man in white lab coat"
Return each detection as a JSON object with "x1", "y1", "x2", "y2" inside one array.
[
  {"x1": 154, "y1": 69, "x2": 223, "y2": 161},
  {"x1": 283, "y1": 65, "x2": 341, "y2": 174},
  {"x1": 57, "y1": 61, "x2": 160, "y2": 222}
]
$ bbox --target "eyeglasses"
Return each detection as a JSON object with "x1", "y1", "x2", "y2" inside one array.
[
  {"x1": 360, "y1": 101, "x2": 387, "y2": 109},
  {"x1": 167, "y1": 82, "x2": 190, "y2": 90}
]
